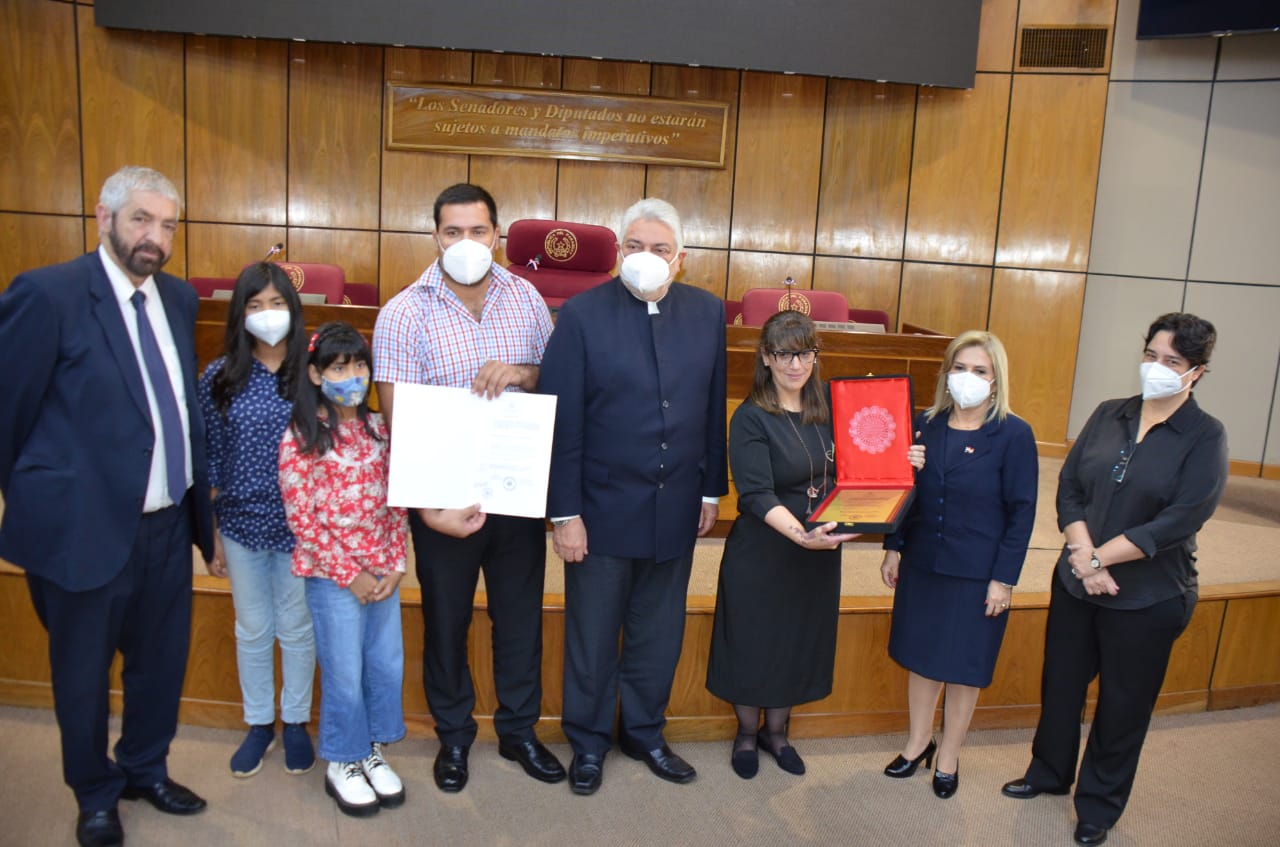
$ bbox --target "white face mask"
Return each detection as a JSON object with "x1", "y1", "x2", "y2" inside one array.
[
  {"x1": 244, "y1": 309, "x2": 291, "y2": 346},
  {"x1": 1140, "y1": 361, "x2": 1194, "y2": 400},
  {"x1": 947, "y1": 371, "x2": 993, "y2": 410},
  {"x1": 439, "y1": 236, "x2": 494, "y2": 286},
  {"x1": 619, "y1": 250, "x2": 675, "y2": 300}
]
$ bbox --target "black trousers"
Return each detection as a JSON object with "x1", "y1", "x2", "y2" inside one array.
[
  {"x1": 1024, "y1": 573, "x2": 1194, "y2": 828},
  {"x1": 561, "y1": 551, "x2": 694, "y2": 756},
  {"x1": 409, "y1": 512, "x2": 546, "y2": 747},
  {"x1": 26, "y1": 500, "x2": 194, "y2": 813}
]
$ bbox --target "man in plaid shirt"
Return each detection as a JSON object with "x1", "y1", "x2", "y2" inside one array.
[{"x1": 372, "y1": 183, "x2": 564, "y2": 794}]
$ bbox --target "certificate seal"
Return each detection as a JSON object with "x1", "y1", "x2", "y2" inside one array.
[{"x1": 848, "y1": 405, "x2": 896, "y2": 454}]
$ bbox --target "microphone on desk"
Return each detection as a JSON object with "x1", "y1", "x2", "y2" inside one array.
[
  {"x1": 262, "y1": 242, "x2": 285, "y2": 262},
  {"x1": 783, "y1": 275, "x2": 796, "y2": 312}
]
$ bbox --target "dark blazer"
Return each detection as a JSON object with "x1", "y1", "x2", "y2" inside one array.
[
  {"x1": 0, "y1": 251, "x2": 214, "y2": 591},
  {"x1": 885, "y1": 409, "x2": 1038, "y2": 586},
  {"x1": 539, "y1": 278, "x2": 728, "y2": 561}
]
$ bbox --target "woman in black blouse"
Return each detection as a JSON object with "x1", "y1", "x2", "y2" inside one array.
[
  {"x1": 706, "y1": 310, "x2": 922, "y2": 779},
  {"x1": 1002, "y1": 313, "x2": 1228, "y2": 847}
]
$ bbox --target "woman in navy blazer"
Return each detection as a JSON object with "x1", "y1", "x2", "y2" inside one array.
[{"x1": 879, "y1": 330, "x2": 1038, "y2": 799}]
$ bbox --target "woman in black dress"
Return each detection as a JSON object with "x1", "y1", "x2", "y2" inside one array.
[
  {"x1": 706, "y1": 310, "x2": 923, "y2": 779},
  {"x1": 1002, "y1": 313, "x2": 1227, "y2": 847},
  {"x1": 879, "y1": 330, "x2": 1038, "y2": 799}
]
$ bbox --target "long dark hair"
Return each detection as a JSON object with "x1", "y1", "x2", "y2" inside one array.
[
  {"x1": 210, "y1": 262, "x2": 306, "y2": 415},
  {"x1": 290, "y1": 321, "x2": 381, "y2": 456},
  {"x1": 748, "y1": 310, "x2": 829, "y2": 424}
]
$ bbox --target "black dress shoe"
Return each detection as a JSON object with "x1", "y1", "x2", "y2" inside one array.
[
  {"x1": 1001, "y1": 778, "x2": 1071, "y2": 799},
  {"x1": 499, "y1": 736, "x2": 567, "y2": 783},
  {"x1": 76, "y1": 809, "x2": 123, "y2": 847},
  {"x1": 433, "y1": 744, "x2": 470, "y2": 793},
  {"x1": 569, "y1": 753, "x2": 604, "y2": 796},
  {"x1": 884, "y1": 738, "x2": 936, "y2": 778},
  {"x1": 757, "y1": 731, "x2": 805, "y2": 775},
  {"x1": 730, "y1": 732, "x2": 758, "y2": 780},
  {"x1": 620, "y1": 741, "x2": 697, "y2": 784},
  {"x1": 932, "y1": 765, "x2": 959, "y2": 799},
  {"x1": 1074, "y1": 822, "x2": 1109, "y2": 845},
  {"x1": 120, "y1": 778, "x2": 207, "y2": 814}
]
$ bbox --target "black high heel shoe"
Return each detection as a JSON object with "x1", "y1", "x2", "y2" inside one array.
[
  {"x1": 883, "y1": 739, "x2": 936, "y2": 778},
  {"x1": 932, "y1": 763, "x2": 959, "y2": 799}
]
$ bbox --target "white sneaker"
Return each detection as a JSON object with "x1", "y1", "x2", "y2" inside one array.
[
  {"x1": 361, "y1": 743, "x2": 406, "y2": 807},
  {"x1": 325, "y1": 761, "x2": 379, "y2": 817}
]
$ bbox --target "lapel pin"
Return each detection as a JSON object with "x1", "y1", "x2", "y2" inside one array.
[{"x1": 964, "y1": 446, "x2": 975, "y2": 454}]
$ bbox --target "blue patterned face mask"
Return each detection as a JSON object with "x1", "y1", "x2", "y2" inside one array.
[{"x1": 321, "y1": 375, "x2": 369, "y2": 407}]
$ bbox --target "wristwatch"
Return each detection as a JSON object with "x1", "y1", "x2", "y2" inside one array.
[{"x1": 1090, "y1": 552, "x2": 1103, "y2": 570}]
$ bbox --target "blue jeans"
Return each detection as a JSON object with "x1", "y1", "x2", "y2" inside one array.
[
  {"x1": 222, "y1": 534, "x2": 315, "y2": 725},
  {"x1": 305, "y1": 576, "x2": 406, "y2": 762}
]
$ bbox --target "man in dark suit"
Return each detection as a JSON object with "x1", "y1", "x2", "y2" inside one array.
[
  {"x1": 0, "y1": 166, "x2": 214, "y2": 847},
  {"x1": 539, "y1": 198, "x2": 728, "y2": 795}
]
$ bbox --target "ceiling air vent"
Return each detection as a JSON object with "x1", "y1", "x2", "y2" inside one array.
[{"x1": 1019, "y1": 26, "x2": 1108, "y2": 69}]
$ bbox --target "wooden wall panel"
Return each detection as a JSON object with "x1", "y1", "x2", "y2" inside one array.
[
  {"x1": 0, "y1": 213, "x2": 84, "y2": 291},
  {"x1": 988, "y1": 269, "x2": 1086, "y2": 444},
  {"x1": 646, "y1": 67, "x2": 740, "y2": 251},
  {"x1": 1016, "y1": 0, "x2": 1117, "y2": 75},
  {"x1": 381, "y1": 47, "x2": 472, "y2": 233},
  {"x1": 816, "y1": 80, "x2": 915, "y2": 259},
  {"x1": 470, "y1": 157, "x2": 557, "y2": 226},
  {"x1": 899, "y1": 262, "x2": 992, "y2": 336},
  {"x1": 287, "y1": 43, "x2": 383, "y2": 230},
  {"x1": 378, "y1": 231, "x2": 436, "y2": 303},
  {"x1": 977, "y1": 0, "x2": 1020, "y2": 72},
  {"x1": 813, "y1": 256, "x2": 902, "y2": 328},
  {"x1": 562, "y1": 58, "x2": 649, "y2": 96},
  {"x1": 679, "y1": 247, "x2": 729, "y2": 299},
  {"x1": 904, "y1": 73, "x2": 1010, "y2": 265},
  {"x1": 996, "y1": 75, "x2": 1107, "y2": 271},
  {"x1": 730, "y1": 72, "x2": 826, "y2": 254},
  {"x1": 985, "y1": 609, "x2": 1049, "y2": 705},
  {"x1": 288, "y1": 227, "x2": 380, "y2": 286},
  {"x1": 185, "y1": 37, "x2": 287, "y2": 226},
  {"x1": 1211, "y1": 596, "x2": 1280, "y2": 690},
  {"x1": 1162, "y1": 599, "x2": 1223, "y2": 694},
  {"x1": 473, "y1": 54, "x2": 561, "y2": 88},
  {"x1": 726, "y1": 251, "x2": 816, "y2": 302},
  {"x1": 77, "y1": 6, "x2": 185, "y2": 213},
  {"x1": 0, "y1": 0, "x2": 80, "y2": 214},
  {"x1": 186, "y1": 222, "x2": 287, "y2": 279}
]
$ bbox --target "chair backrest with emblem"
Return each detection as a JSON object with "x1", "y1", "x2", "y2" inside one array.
[
  {"x1": 504, "y1": 219, "x2": 617, "y2": 308},
  {"x1": 740, "y1": 287, "x2": 849, "y2": 326},
  {"x1": 241, "y1": 262, "x2": 346, "y2": 305}
]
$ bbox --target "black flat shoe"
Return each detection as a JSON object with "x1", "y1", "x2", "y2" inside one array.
[
  {"x1": 569, "y1": 753, "x2": 604, "y2": 795},
  {"x1": 884, "y1": 738, "x2": 937, "y2": 778},
  {"x1": 433, "y1": 744, "x2": 470, "y2": 793},
  {"x1": 76, "y1": 809, "x2": 123, "y2": 847},
  {"x1": 120, "y1": 778, "x2": 207, "y2": 815},
  {"x1": 1001, "y1": 778, "x2": 1071, "y2": 799},
  {"x1": 499, "y1": 736, "x2": 567, "y2": 783},
  {"x1": 757, "y1": 731, "x2": 805, "y2": 775},
  {"x1": 730, "y1": 732, "x2": 758, "y2": 780},
  {"x1": 620, "y1": 741, "x2": 697, "y2": 784},
  {"x1": 1074, "y1": 822, "x2": 1109, "y2": 845},
  {"x1": 932, "y1": 765, "x2": 959, "y2": 799}
]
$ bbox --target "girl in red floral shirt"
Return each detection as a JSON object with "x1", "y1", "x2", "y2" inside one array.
[{"x1": 279, "y1": 321, "x2": 408, "y2": 817}]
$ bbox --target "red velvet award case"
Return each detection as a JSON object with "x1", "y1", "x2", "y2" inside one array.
[{"x1": 809, "y1": 375, "x2": 916, "y2": 534}]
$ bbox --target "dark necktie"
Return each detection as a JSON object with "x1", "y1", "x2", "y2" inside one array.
[{"x1": 130, "y1": 290, "x2": 187, "y2": 503}]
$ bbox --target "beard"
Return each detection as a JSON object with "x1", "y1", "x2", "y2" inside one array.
[{"x1": 108, "y1": 217, "x2": 170, "y2": 278}]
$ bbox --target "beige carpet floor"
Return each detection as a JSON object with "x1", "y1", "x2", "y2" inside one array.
[{"x1": 3, "y1": 702, "x2": 1278, "y2": 846}]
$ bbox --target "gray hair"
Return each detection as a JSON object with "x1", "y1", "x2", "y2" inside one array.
[
  {"x1": 99, "y1": 166, "x2": 182, "y2": 214},
  {"x1": 618, "y1": 198, "x2": 683, "y2": 255}
]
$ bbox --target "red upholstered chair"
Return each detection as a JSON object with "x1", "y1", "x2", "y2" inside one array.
[
  {"x1": 724, "y1": 299, "x2": 744, "y2": 326},
  {"x1": 848, "y1": 307, "x2": 891, "y2": 330},
  {"x1": 244, "y1": 262, "x2": 347, "y2": 305},
  {"x1": 342, "y1": 282, "x2": 379, "y2": 307},
  {"x1": 504, "y1": 219, "x2": 617, "y2": 308},
  {"x1": 740, "y1": 288, "x2": 850, "y2": 326}
]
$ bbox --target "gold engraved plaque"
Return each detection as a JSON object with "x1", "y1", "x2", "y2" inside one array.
[
  {"x1": 810, "y1": 488, "x2": 912, "y2": 530},
  {"x1": 387, "y1": 84, "x2": 729, "y2": 168}
]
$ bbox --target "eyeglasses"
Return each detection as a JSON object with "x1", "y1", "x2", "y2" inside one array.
[
  {"x1": 770, "y1": 349, "x2": 819, "y2": 365},
  {"x1": 1111, "y1": 439, "x2": 1135, "y2": 484}
]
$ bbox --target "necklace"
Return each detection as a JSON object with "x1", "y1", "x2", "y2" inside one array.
[{"x1": 784, "y1": 411, "x2": 830, "y2": 510}]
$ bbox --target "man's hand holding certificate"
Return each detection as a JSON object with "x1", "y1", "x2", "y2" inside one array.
[{"x1": 387, "y1": 383, "x2": 557, "y2": 518}]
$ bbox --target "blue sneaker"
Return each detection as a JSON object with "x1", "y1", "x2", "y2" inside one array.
[
  {"x1": 283, "y1": 723, "x2": 316, "y2": 775},
  {"x1": 230, "y1": 724, "x2": 276, "y2": 777}
]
